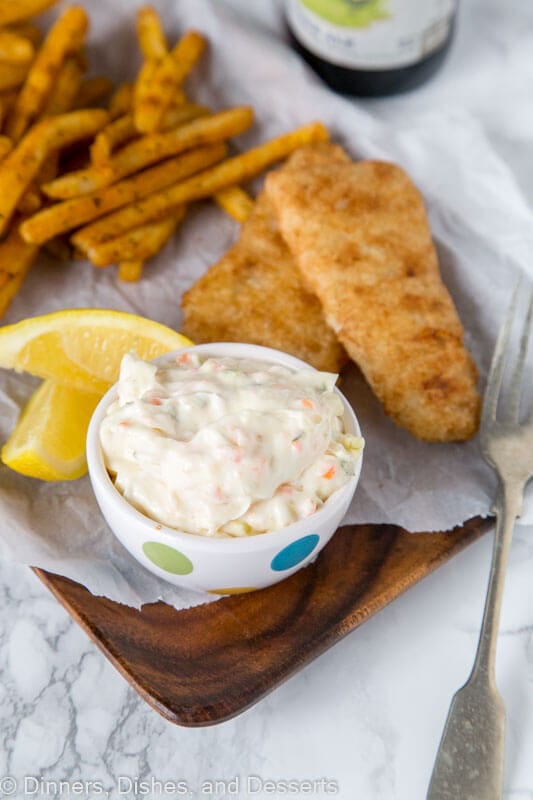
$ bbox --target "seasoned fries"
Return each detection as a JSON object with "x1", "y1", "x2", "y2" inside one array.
[
  {"x1": 72, "y1": 122, "x2": 329, "y2": 248},
  {"x1": 0, "y1": 220, "x2": 39, "y2": 316},
  {"x1": 90, "y1": 103, "x2": 209, "y2": 169},
  {"x1": 86, "y1": 209, "x2": 186, "y2": 267},
  {"x1": 0, "y1": 0, "x2": 57, "y2": 27},
  {"x1": 0, "y1": 0, "x2": 333, "y2": 318},
  {"x1": 90, "y1": 113, "x2": 137, "y2": 168},
  {"x1": 135, "y1": 31, "x2": 206, "y2": 134},
  {"x1": 43, "y1": 106, "x2": 253, "y2": 198},
  {"x1": 108, "y1": 82, "x2": 133, "y2": 119},
  {"x1": 118, "y1": 260, "x2": 144, "y2": 282},
  {"x1": 0, "y1": 29, "x2": 35, "y2": 63},
  {"x1": 6, "y1": 6, "x2": 89, "y2": 141},
  {"x1": 132, "y1": 7, "x2": 167, "y2": 139},
  {"x1": 137, "y1": 6, "x2": 167, "y2": 61},
  {"x1": 0, "y1": 109, "x2": 108, "y2": 236},
  {"x1": 214, "y1": 186, "x2": 254, "y2": 222},
  {"x1": 21, "y1": 144, "x2": 226, "y2": 244},
  {"x1": 133, "y1": 60, "x2": 158, "y2": 128},
  {"x1": 41, "y1": 56, "x2": 85, "y2": 118},
  {"x1": 0, "y1": 0, "x2": 90, "y2": 319}
]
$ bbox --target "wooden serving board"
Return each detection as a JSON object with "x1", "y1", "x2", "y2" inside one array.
[{"x1": 33, "y1": 518, "x2": 489, "y2": 727}]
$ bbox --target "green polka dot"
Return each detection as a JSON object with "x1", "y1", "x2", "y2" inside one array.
[{"x1": 142, "y1": 541, "x2": 193, "y2": 575}]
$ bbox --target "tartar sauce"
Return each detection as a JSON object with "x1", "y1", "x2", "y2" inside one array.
[{"x1": 100, "y1": 352, "x2": 364, "y2": 537}]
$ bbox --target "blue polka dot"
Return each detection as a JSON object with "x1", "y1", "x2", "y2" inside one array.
[{"x1": 271, "y1": 534, "x2": 320, "y2": 572}]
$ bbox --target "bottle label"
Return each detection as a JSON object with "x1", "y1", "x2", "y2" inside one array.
[{"x1": 288, "y1": 0, "x2": 457, "y2": 70}]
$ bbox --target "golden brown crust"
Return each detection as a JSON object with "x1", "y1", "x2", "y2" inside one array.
[
  {"x1": 181, "y1": 190, "x2": 347, "y2": 373},
  {"x1": 265, "y1": 144, "x2": 480, "y2": 441}
]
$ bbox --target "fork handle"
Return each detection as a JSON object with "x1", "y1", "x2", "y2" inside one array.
[
  {"x1": 426, "y1": 482, "x2": 522, "y2": 800},
  {"x1": 426, "y1": 675, "x2": 505, "y2": 800},
  {"x1": 473, "y1": 480, "x2": 523, "y2": 677}
]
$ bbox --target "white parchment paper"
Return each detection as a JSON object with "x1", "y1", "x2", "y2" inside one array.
[{"x1": 1, "y1": 0, "x2": 532, "y2": 610}]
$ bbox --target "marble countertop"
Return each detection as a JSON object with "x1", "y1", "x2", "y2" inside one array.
[{"x1": 1, "y1": 1, "x2": 533, "y2": 798}]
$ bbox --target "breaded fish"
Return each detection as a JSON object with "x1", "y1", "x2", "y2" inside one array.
[
  {"x1": 265, "y1": 144, "x2": 480, "y2": 441},
  {"x1": 181, "y1": 190, "x2": 347, "y2": 373}
]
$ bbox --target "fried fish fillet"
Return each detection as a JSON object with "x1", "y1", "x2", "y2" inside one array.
[
  {"x1": 181, "y1": 190, "x2": 347, "y2": 373},
  {"x1": 265, "y1": 143, "x2": 480, "y2": 441}
]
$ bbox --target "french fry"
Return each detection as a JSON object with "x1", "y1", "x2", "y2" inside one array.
[
  {"x1": 0, "y1": 0, "x2": 57, "y2": 27},
  {"x1": 21, "y1": 143, "x2": 226, "y2": 244},
  {"x1": 132, "y1": 6, "x2": 168, "y2": 135},
  {"x1": 172, "y1": 30, "x2": 206, "y2": 77},
  {"x1": 214, "y1": 186, "x2": 254, "y2": 222},
  {"x1": 73, "y1": 122, "x2": 329, "y2": 249},
  {"x1": 37, "y1": 57, "x2": 85, "y2": 185},
  {"x1": 86, "y1": 208, "x2": 185, "y2": 266},
  {"x1": 0, "y1": 29, "x2": 35, "y2": 64},
  {"x1": 118, "y1": 260, "x2": 144, "y2": 282},
  {"x1": 165, "y1": 97, "x2": 199, "y2": 118},
  {"x1": 41, "y1": 56, "x2": 85, "y2": 118},
  {"x1": 186, "y1": 98, "x2": 254, "y2": 222},
  {"x1": 6, "y1": 6, "x2": 89, "y2": 142},
  {"x1": 43, "y1": 106, "x2": 253, "y2": 198},
  {"x1": 0, "y1": 135, "x2": 12, "y2": 160},
  {"x1": 0, "y1": 215, "x2": 40, "y2": 275},
  {"x1": 0, "y1": 108, "x2": 109, "y2": 236},
  {"x1": 0, "y1": 222, "x2": 39, "y2": 318},
  {"x1": 90, "y1": 114, "x2": 136, "y2": 168},
  {"x1": 43, "y1": 108, "x2": 107, "y2": 143},
  {"x1": 0, "y1": 69, "x2": 88, "y2": 313},
  {"x1": 137, "y1": 5, "x2": 167, "y2": 61},
  {"x1": 0, "y1": 62, "x2": 29, "y2": 92},
  {"x1": 135, "y1": 31, "x2": 206, "y2": 134},
  {"x1": 74, "y1": 76, "x2": 113, "y2": 110},
  {"x1": 133, "y1": 59, "x2": 157, "y2": 125},
  {"x1": 0, "y1": 269, "x2": 32, "y2": 318},
  {"x1": 108, "y1": 82, "x2": 133, "y2": 119},
  {"x1": 90, "y1": 102, "x2": 209, "y2": 168}
]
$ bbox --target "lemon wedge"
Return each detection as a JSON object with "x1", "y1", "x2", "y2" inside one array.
[
  {"x1": 0, "y1": 308, "x2": 193, "y2": 394},
  {"x1": 1, "y1": 380, "x2": 100, "y2": 480},
  {"x1": 0, "y1": 308, "x2": 193, "y2": 480}
]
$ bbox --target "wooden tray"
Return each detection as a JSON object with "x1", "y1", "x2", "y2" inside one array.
[{"x1": 32, "y1": 517, "x2": 489, "y2": 727}]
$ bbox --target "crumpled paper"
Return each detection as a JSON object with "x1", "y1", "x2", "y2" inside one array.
[{"x1": 1, "y1": 0, "x2": 532, "y2": 610}]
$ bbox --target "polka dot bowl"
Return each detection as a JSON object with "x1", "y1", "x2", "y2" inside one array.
[{"x1": 86, "y1": 343, "x2": 363, "y2": 596}]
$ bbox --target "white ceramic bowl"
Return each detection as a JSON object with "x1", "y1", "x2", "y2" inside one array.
[{"x1": 86, "y1": 343, "x2": 363, "y2": 595}]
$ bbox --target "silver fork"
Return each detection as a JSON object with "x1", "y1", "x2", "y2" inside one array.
[{"x1": 427, "y1": 284, "x2": 533, "y2": 800}]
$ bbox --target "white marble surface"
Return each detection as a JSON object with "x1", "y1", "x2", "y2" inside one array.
[{"x1": 1, "y1": 1, "x2": 533, "y2": 798}]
